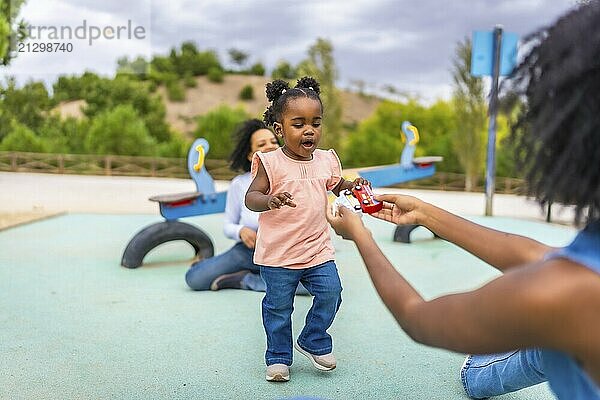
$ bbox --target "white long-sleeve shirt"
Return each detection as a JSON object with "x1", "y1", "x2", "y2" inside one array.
[{"x1": 223, "y1": 172, "x2": 259, "y2": 241}]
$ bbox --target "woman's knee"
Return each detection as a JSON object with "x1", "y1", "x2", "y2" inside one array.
[{"x1": 185, "y1": 263, "x2": 211, "y2": 290}]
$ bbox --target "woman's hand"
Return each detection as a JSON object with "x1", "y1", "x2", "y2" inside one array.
[
  {"x1": 267, "y1": 192, "x2": 296, "y2": 210},
  {"x1": 239, "y1": 226, "x2": 257, "y2": 249},
  {"x1": 326, "y1": 204, "x2": 369, "y2": 241},
  {"x1": 371, "y1": 194, "x2": 424, "y2": 226}
]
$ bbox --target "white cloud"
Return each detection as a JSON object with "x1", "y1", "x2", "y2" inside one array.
[
  {"x1": 6, "y1": 0, "x2": 151, "y2": 76},
  {"x1": 4, "y1": 0, "x2": 577, "y2": 101}
]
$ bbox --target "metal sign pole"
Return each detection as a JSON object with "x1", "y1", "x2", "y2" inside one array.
[{"x1": 484, "y1": 25, "x2": 503, "y2": 216}]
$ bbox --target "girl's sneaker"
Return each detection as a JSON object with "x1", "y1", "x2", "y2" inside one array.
[
  {"x1": 294, "y1": 342, "x2": 336, "y2": 371},
  {"x1": 266, "y1": 364, "x2": 289, "y2": 382}
]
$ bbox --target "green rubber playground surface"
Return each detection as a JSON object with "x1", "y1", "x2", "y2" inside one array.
[{"x1": 0, "y1": 213, "x2": 575, "y2": 399}]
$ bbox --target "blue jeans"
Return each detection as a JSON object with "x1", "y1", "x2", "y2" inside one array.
[
  {"x1": 461, "y1": 349, "x2": 547, "y2": 398},
  {"x1": 185, "y1": 242, "x2": 264, "y2": 291},
  {"x1": 260, "y1": 261, "x2": 342, "y2": 366},
  {"x1": 185, "y1": 242, "x2": 308, "y2": 294}
]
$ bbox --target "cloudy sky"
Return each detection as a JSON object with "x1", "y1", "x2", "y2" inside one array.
[{"x1": 5, "y1": 0, "x2": 578, "y2": 101}]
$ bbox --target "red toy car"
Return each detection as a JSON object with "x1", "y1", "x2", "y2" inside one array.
[
  {"x1": 351, "y1": 184, "x2": 383, "y2": 214},
  {"x1": 334, "y1": 184, "x2": 382, "y2": 215}
]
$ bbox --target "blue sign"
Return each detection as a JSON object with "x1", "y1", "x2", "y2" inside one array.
[{"x1": 471, "y1": 30, "x2": 518, "y2": 77}]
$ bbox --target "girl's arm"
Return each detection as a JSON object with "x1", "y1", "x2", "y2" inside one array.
[
  {"x1": 326, "y1": 207, "x2": 598, "y2": 357},
  {"x1": 245, "y1": 158, "x2": 296, "y2": 212},
  {"x1": 373, "y1": 194, "x2": 552, "y2": 271},
  {"x1": 245, "y1": 160, "x2": 271, "y2": 212}
]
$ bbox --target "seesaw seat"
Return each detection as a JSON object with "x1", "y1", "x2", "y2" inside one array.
[{"x1": 121, "y1": 138, "x2": 225, "y2": 268}]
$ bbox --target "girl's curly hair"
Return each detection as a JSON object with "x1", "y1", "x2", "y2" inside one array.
[
  {"x1": 263, "y1": 76, "x2": 322, "y2": 126},
  {"x1": 510, "y1": 0, "x2": 600, "y2": 224},
  {"x1": 229, "y1": 119, "x2": 276, "y2": 172}
]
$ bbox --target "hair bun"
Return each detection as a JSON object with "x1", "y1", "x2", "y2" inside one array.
[
  {"x1": 265, "y1": 80, "x2": 290, "y2": 102},
  {"x1": 295, "y1": 76, "x2": 320, "y2": 95}
]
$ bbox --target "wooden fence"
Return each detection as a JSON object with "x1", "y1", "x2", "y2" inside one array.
[
  {"x1": 0, "y1": 151, "x2": 526, "y2": 194},
  {"x1": 0, "y1": 151, "x2": 236, "y2": 180},
  {"x1": 388, "y1": 172, "x2": 526, "y2": 195}
]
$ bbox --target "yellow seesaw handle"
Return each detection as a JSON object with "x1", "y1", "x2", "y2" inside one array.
[
  {"x1": 407, "y1": 125, "x2": 420, "y2": 146},
  {"x1": 193, "y1": 145, "x2": 205, "y2": 172}
]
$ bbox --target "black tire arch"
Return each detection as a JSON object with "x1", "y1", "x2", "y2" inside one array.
[{"x1": 121, "y1": 221, "x2": 214, "y2": 269}]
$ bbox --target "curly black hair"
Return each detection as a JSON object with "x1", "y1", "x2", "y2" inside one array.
[
  {"x1": 229, "y1": 119, "x2": 276, "y2": 172},
  {"x1": 511, "y1": 0, "x2": 600, "y2": 224},
  {"x1": 263, "y1": 76, "x2": 323, "y2": 126}
]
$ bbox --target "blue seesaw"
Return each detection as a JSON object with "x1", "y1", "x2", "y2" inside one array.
[
  {"x1": 121, "y1": 138, "x2": 227, "y2": 268},
  {"x1": 357, "y1": 121, "x2": 442, "y2": 243}
]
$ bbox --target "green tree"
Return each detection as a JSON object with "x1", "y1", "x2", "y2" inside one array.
[
  {"x1": 116, "y1": 56, "x2": 149, "y2": 78},
  {"x1": 0, "y1": 78, "x2": 53, "y2": 141},
  {"x1": 1, "y1": 0, "x2": 27, "y2": 65},
  {"x1": 297, "y1": 38, "x2": 343, "y2": 150},
  {"x1": 343, "y1": 101, "x2": 404, "y2": 167},
  {"x1": 248, "y1": 62, "x2": 265, "y2": 76},
  {"x1": 450, "y1": 38, "x2": 487, "y2": 191},
  {"x1": 409, "y1": 100, "x2": 460, "y2": 172},
  {"x1": 494, "y1": 100, "x2": 525, "y2": 178},
  {"x1": 133, "y1": 43, "x2": 223, "y2": 82},
  {"x1": 342, "y1": 99, "x2": 459, "y2": 171},
  {"x1": 228, "y1": 48, "x2": 248, "y2": 71},
  {"x1": 166, "y1": 77, "x2": 185, "y2": 102},
  {"x1": 194, "y1": 105, "x2": 249, "y2": 159},
  {"x1": 190, "y1": 50, "x2": 222, "y2": 76},
  {"x1": 75, "y1": 74, "x2": 171, "y2": 143},
  {"x1": 52, "y1": 71, "x2": 103, "y2": 102},
  {"x1": 271, "y1": 60, "x2": 297, "y2": 80},
  {"x1": 164, "y1": 43, "x2": 222, "y2": 78},
  {"x1": 37, "y1": 115, "x2": 89, "y2": 154},
  {"x1": 85, "y1": 105, "x2": 157, "y2": 156},
  {"x1": 0, "y1": 120, "x2": 47, "y2": 152},
  {"x1": 157, "y1": 133, "x2": 189, "y2": 158},
  {"x1": 150, "y1": 55, "x2": 174, "y2": 76}
]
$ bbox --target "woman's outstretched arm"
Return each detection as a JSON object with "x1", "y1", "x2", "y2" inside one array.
[
  {"x1": 372, "y1": 194, "x2": 552, "y2": 271},
  {"x1": 326, "y1": 206, "x2": 598, "y2": 361}
]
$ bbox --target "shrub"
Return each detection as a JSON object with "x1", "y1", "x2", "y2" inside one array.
[
  {"x1": 37, "y1": 115, "x2": 89, "y2": 154},
  {"x1": 342, "y1": 100, "x2": 460, "y2": 172},
  {"x1": 248, "y1": 62, "x2": 265, "y2": 76},
  {"x1": 239, "y1": 84, "x2": 254, "y2": 101},
  {"x1": 183, "y1": 72, "x2": 197, "y2": 88},
  {"x1": 0, "y1": 121, "x2": 48, "y2": 152},
  {"x1": 76, "y1": 74, "x2": 171, "y2": 143},
  {"x1": 85, "y1": 105, "x2": 157, "y2": 156},
  {"x1": 271, "y1": 60, "x2": 297, "y2": 80},
  {"x1": 157, "y1": 133, "x2": 189, "y2": 158},
  {"x1": 166, "y1": 79, "x2": 186, "y2": 102},
  {"x1": 207, "y1": 67, "x2": 224, "y2": 83},
  {"x1": 194, "y1": 105, "x2": 249, "y2": 159}
]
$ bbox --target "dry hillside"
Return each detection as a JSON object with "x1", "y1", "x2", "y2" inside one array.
[{"x1": 55, "y1": 74, "x2": 381, "y2": 136}]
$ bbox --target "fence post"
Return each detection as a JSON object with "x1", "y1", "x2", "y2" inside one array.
[
  {"x1": 11, "y1": 153, "x2": 17, "y2": 171},
  {"x1": 58, "y1": 155, "x2": 64, "y2": 174},
  {"x1": 105, "y1": 156, "x2": 112, "y2": 176}
]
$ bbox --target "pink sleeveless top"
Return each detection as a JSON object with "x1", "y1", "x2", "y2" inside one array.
[{"x1": 251, "y1": 148, "x2": 343, "y2": 269}]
